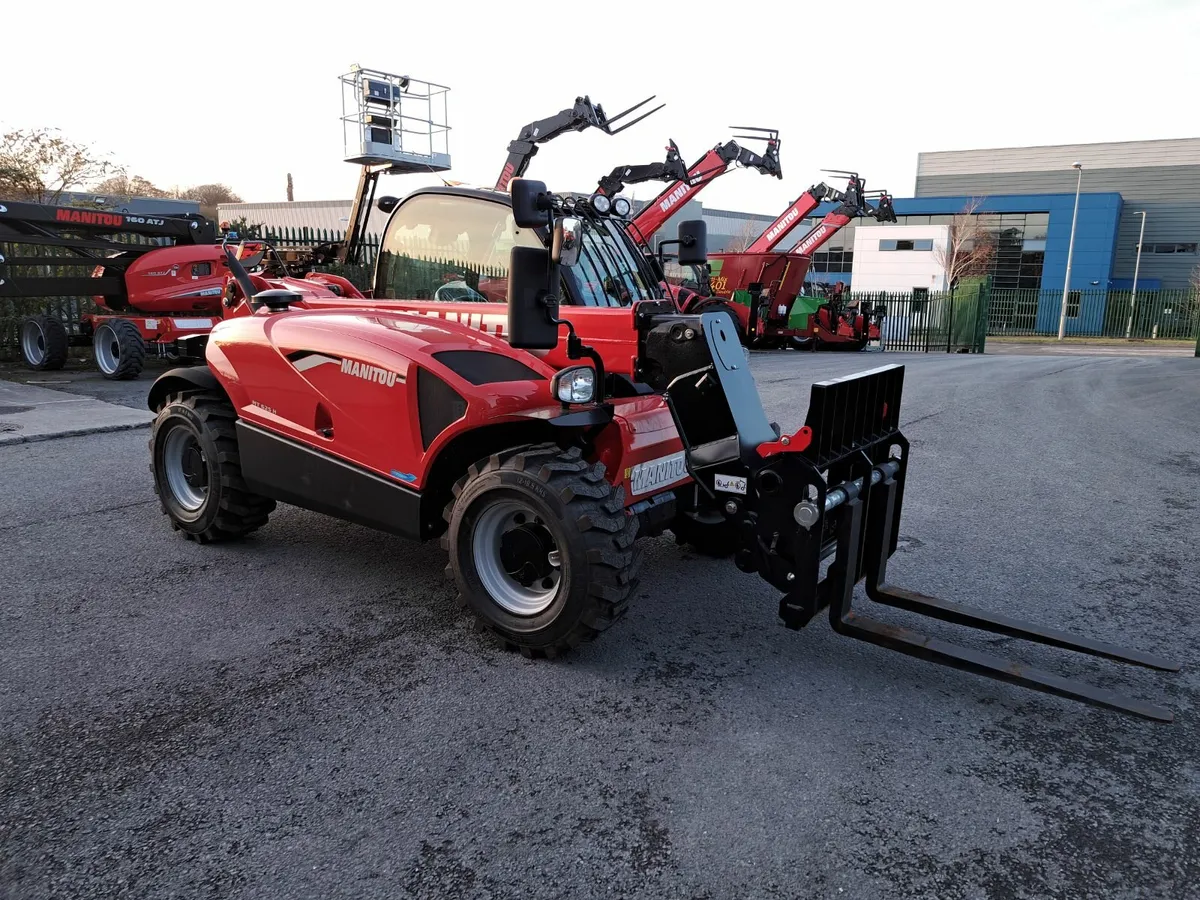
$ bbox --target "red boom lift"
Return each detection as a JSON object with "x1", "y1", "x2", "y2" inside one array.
[{"x1": 1, "y1": 200, "x2": 234, "y2": 378}]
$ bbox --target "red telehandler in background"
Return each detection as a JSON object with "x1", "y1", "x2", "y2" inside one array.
[{"x1": 696, "y1": 173, "x2": 897, "y2": 349}]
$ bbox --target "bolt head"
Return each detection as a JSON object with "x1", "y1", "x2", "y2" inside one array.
[
  {"x1": 684, "y1": 328, "x2": 696, "y2": 339},
  {"x1": 724, "y1": 500, "x2": 739, "y2": 516},
  {"x1": 781, "y1": 436, "x2": 790, "y2": 445},
  {"x1": 786, "y1": 572, "x2": 795, "y2": 582}
]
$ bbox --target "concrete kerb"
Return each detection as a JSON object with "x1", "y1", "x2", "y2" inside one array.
[{"x1": 0, "y1": 380, "x2": 154, "y2": 446}]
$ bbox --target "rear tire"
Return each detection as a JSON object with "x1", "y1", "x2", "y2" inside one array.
[
  {"x1": 19, "y1": 314, "x2": 69, "y2": 371},
  {"x1": 149, "y1": 391, "x2": 275, "y2": 542},
  {"x1": 94, "y1": 318, "x2": 146, "y2": 380},
  {"x1": 671, "y1": 511, "x2": 738, "y2": 558},
  {"x1": 443, "y1": 444, "x2": 641, "y2": 658}
]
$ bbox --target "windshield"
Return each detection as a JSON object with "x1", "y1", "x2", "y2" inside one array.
[{"x1": 564, "y1": 216, "x2": 658, "y2": 307}]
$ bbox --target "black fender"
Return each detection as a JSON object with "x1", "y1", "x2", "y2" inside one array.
[{"x1": 146, "y1": 366, "x2": 225, "y2": 412}]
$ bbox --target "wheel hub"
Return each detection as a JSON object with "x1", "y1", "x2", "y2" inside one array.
[
  {"x1": 162, "y1": 427, "x2": 208, "y2": 512},
  {"x1": 471, "y1": 500, "x2": 563, "y2": 616},
  {"x1": 499, "y1": 518, "x2": 557, "y2": 588}
]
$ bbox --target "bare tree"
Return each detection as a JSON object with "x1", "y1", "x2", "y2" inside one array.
[
  {"x1": 0, "y1": 127, "x2": 123, "y2": 203},
  {"x1": 932, "y1": 197, "x2": 995, "y2": 289},
  {"x1": 179, "y1": 183, "x2": 243, "y2": 220},
  {"x1": 94, "y1": 174, "x2": 170, "y2": 200},
  {"x1": 722, "y1": 217, "x2": 765, "y2": 253}
]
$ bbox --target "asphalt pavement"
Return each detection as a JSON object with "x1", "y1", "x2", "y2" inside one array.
[{"x1": 2, "y1": 350, "x2": 1198, "y2": 899}]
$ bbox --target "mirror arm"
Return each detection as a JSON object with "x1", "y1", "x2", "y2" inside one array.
[{"x1": 542, "y1": 290, "x2": 607, "y2": 406}]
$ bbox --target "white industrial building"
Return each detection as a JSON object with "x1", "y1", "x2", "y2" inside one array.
[{"x1": 849, "y1": 224, "x2": 951, "y2": 294}]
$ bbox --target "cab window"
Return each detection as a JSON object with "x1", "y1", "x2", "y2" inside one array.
[{"x1": 375, "y1": 194, "x2": 540, "y2": 302}]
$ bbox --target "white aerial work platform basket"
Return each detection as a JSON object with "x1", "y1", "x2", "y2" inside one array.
[{"x1": 339, "y1": 66, "x2": 451, "y2": 173}]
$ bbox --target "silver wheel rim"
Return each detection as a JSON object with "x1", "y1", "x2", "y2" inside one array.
[
  {"x1": 20, "y1": 320, "x2": 46, "y2": 366},
  {"x1": 94, "y1": 324, "x2": 120, "y2": 374},
  {"x1": 163, "y1": 426, "x2": 208, "y2": 512},
  {"x1": 472, "y1": 499, "x2": 562, "y2": 616}
]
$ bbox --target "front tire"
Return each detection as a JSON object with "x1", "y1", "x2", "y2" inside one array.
[
  {"x1": 443, "y1": 444, "x2": 641, "y2": 658},
  {"x1": 94, "y1": 318, "x2": 146, "y2": 380},
  {"x1": 150, "y1": 392, "x2": 275, "y2": 542},
  {"x1": 19, "y1": 314, "x2": 69, "y2": 370}
]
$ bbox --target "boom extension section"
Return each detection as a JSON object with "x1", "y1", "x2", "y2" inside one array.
[
  {"x1": 0, "y1": 199, "x2": 216, "y2": 299},
  {"x1": 495, "y1": 95, "x2": 664, "y2": 192},
  {"x1": 596, "y1": 140, "x2": 689, "y2": 196},
  {"x1": 627, "y1": 128, "x2": 781, "y2": 246},
  {"x1": 789, "y1": 171, "x2": 896, "y2": 257}
]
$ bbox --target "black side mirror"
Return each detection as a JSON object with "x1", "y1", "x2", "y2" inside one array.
[
  {"x1": 377, "y1": 196, "x2": 399, "y2": 214},
  {"x1": 507, "y1": 246, "x2": 560, "y2": 349},
  {"x1": 677, "y1": 219, "x2": 707, "y2": 266},
  {"x1": 511, "y1": 178, "x2": 552, "y2": 229}
]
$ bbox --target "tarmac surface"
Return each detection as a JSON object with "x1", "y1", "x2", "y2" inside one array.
[{"x1": 2, "y1": 349, "x2": 1198, "y2": 899}]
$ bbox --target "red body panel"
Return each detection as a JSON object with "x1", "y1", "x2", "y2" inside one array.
[
  {"x1": 225, "y1": 275, "x2": 645, "y2": 379},
  {"x1": 205, "y1": 306, "x2": 688, "y2": 506},
  {"x1": 95, "y1": 244, "x2": 232, "y2": 314},
  {"x1": 592, "y1": 397, "x2": 687, "y2": 500},
  {"x1": 84, "y1": 311, "x2": 220, "y2": 343}
]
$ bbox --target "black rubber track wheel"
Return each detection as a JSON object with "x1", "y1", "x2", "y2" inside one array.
[
  {"x1": 149, "y1": 391, "x2": 275, "y2": 543},
  {"x1": 19, "y1": 314, "x2": 69, "y2": 370},
  {"x1": 442, "y1": 443, "x2": 641, "y2": 658},
  {"x1": 94, "y1": 318, "x2": 146, "y2": 380},
  {"x1": 670, "y1": 512, "x2": 739, "y2": 558}
]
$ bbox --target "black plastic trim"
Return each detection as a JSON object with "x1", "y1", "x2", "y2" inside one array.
[
  {"x1": 417, "y1": 367, "x2": 468, "y2": 450},
  {"x1": 431, "y1": 349, "x2": 546, "y2": 385},
  {"x1": 236, "y1": 422, "x2": 422, "y2": 540}
]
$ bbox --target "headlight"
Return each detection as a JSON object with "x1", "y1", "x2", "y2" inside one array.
[
  {"x1": 612, "y1": 196, "x2": 631, "y2": 217},
  {"x1": 551, "y1": 365, "x2": 595, "y2": 403},
  {"x1": 590, "y1": 193, "x2": 612, "y2": 214}
]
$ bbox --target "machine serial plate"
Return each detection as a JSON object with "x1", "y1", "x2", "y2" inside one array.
[{"x1": 628, "y1": 452, "x2": 688, "y2": 495}]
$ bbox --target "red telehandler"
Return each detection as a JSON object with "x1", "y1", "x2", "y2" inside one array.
[
  {"x1": 145, "y1": 176, "x2": 1180, "y2": 722},
  {"x1": 1, "y1": 200, "x2": 237, "y2": 378},
  {"x1": 699, "y1": 173, "x2": 897, "y2": 349}
]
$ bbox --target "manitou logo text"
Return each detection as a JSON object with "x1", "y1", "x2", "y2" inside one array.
[
  {"x1": 795, "y1": 225, "x2": 828, "y2": 255},
  {"x1": 658, "y1": 183, "x2": 690, "y2": 213},
  {"x1": 341, "y1": 358, "x2": 401, "y2": 387},
  {"x1": 55, "y1": 209, "x2": 124, "y2": 228},
  {"x1": 764, "y1": 207, "x2": 800, "y2": 244}
]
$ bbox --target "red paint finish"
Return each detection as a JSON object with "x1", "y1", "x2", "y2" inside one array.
[{"x1": 590, "y1": 396, "x2": 688, "y2": 500}]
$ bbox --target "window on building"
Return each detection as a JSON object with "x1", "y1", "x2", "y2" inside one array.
[
  {"x1": 1138, "y1": 242, "x2": 1199, "y2": 254},
  {"x1": 879, "y1": 238, "x2": 933, "y2": 251}
]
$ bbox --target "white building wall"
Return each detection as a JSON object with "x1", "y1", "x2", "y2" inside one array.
[{"x1": 850, "y1": 224, "x2": 949, "y2": 293}]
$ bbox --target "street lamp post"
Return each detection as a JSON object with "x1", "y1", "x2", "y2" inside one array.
[
  {"x1": 1057, "y1": 162, "x2": 1084, "y2": 341},
  {"x1": 1125, "y1": 210, "x2": 1147, "y2": 339}
]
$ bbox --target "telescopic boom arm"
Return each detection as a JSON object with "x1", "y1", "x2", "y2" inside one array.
[
  {"x1": 494, "y1": 95, "x2": 664, "y2": 192},
  {"x1": 626, "y1": 128, "x2": 781, "y2": 246},
  {"x1": 787, "y1": 172, "x2": 896, "y2": 257}
]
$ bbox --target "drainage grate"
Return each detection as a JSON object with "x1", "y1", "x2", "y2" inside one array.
[{"x1": 0, "y1": 405, "x2": 34, "y2": 415}]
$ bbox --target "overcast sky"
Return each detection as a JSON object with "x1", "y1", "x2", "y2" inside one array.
[{"x1": 4, "y1": 0, "x2": 1197, "y2": 216}]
